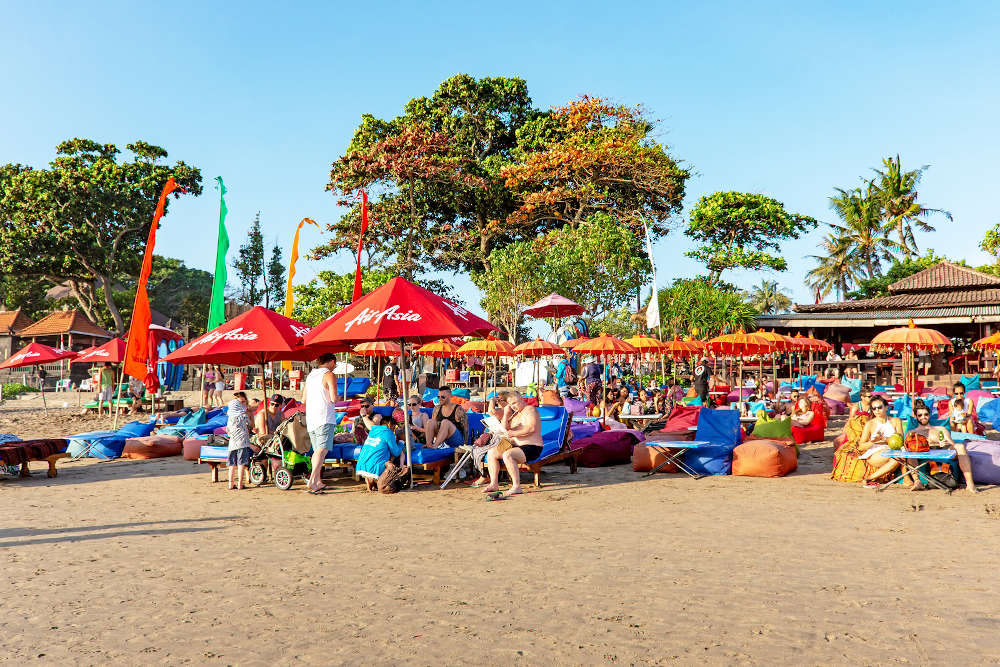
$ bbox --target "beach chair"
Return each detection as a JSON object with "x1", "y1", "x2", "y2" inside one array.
[{"x1": 644, "y1": 408, "x2": 741, "y2": 478}]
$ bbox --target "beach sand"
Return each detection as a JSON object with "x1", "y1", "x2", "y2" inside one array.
[{"x1": 3, "y1": 396, "x2": 1000, "y2": 664}]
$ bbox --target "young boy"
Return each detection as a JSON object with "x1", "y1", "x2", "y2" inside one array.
[{"x1": 226, "y1": 391, "x2": 252, "y2": 490}]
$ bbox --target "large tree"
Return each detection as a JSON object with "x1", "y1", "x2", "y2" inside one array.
[
  {"x1": 232, "y1": 213, "x2": 265, "y2": 306},
  {"x1": 655, "y1": 278, "x2": 758, "y2": 338},
  {"x1": 317, "y1": 74, "x2": 531, "y2": 278},
  {"x1": 265, "y1": 242, "x2": 286, "y2": 311},
  {"x1": 501, "y1": 96, "x2": 689, "y2": 242},
  {"x1": 748, "y1": 280, "x2": 791, "y2": 314},
  {"x1": 685, "y1": 191, "x2": 816, "y2": 285},
  {"x1": 0, "y1": 139, "x2": 202, "y2": 332},
  {"x1": 828, "y1": 185, "x2": 902, "y2": 279},
  {"x1": 805, "y1": 232, "x2": 864, "y2": 302}
]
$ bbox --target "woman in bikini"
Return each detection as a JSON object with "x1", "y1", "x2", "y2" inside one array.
[
  {"x1": 849, "y1": 388, "x2": 874, "y2": 420},
  {"x1": 858, "y1": 396, "x2": 904, "y2": 487},
  {"x1": 481, "y1": 390, "x2": 543, "y2": 497}
]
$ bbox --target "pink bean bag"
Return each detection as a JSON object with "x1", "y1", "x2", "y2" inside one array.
[
  {"x1": 824, "y1": 398, "x2": 847, "y2": 415},
  {"x1": 182, "y1": 437, "x2": 206, "y2": 461},
  {"x1": 967, "y1": 441, "x2": 1000, "y2": 486},
  {"x1": 123, "y1": 435, "x2": 183, "y2": 459}
]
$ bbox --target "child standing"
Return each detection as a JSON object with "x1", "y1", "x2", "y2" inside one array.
[{"x1": 227, "y1": 392, "x2": 252, "y2": 490}]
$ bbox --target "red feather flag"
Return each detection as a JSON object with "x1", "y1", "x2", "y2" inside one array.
[
  {"x1": 352, "y1": 190, "x2": 369, "y2": 302},
  {"x1": 124, "y1": 178, "x2": 182, "y2": 386}
]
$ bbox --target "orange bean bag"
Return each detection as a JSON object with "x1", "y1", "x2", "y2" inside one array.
[
  {"x1": 123, "y1": 435, "x2": 183, "y2": 459},
  {"x1": 632, "y1": 443, "x2": 680, "y2": 473},
  {"x1": 732, "y1": 439, "x2": 797, "y2": 477}
]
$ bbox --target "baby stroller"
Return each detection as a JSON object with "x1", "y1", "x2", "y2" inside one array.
[{"x1": 247, "y1": 411, "x2": 312, "y2": 490}]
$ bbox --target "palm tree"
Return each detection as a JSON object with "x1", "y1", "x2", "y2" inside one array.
[
  {"x1": 829, "y1": 185, "x2": 902, "y2": 278},
  {"x1": 806, "y1": 232, "x2": 864, "y2": 301},
  {"x1": 872, "y1": 155, "x2": 952, "y2": 259},
  {"x1": 749, "y1": 280, "x2": 792, "y2": 314}
]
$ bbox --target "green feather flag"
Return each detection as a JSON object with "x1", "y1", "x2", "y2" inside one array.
[{"x1": 207, "y1": 176, "x2": 229, "y2": 330}]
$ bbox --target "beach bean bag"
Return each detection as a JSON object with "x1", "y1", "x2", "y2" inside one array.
[
  {"x1": 842, "y1": 377, "x2": 862, "y2": 402},
  {"x1": 684, "y1": 444, "x2": 736, "y2": 476},
  {"x1": 540, "y1": 390, "x2": 563, "y2": 406},
  {"x1": 451, "y1": 388, "x2": 471, "y2": 399},
  {"x1": 824, "y1": 384, "x2": 851, "y2": 403},
  {"x1": 183, "y1": 435, "x2": 208, "y2": 461},
  {"x1": 569, "y1": 430, "x2": 639, "y2": 467},
  {"x1": 465, "y1": 401, "x2": 485, "y2": 413},
  {"x1": 117, "y1": 420, "x2": 157, "y2": 438},
  {"x1": 570, "y1": 420, "x2": 602, "y2": 441},
  {"x1": 791, "y1": 404, "x2": 827, "y2": 444},
  {"x1": 632, "y1": 442, "x2": 680, "y2": 473},
  {"x1": 123, "y1": 435, "x2": 183, "y2": 459},
  {"x1": 967, "y1": 390, "x2": 994, "y2": 410},
  {"x1": 658, "y1": 404, "x2": 701, "y2": 436},
  {"x1": 751, "y1": 417, "x2": 793, "y2": 441},
  {"x1": 563, "y1": 397, "x2": 589, "y2": 417},
  {"x1": 960, "y1": 374, "x2": 981, "y2": 391},
  {"x1": 824, "y1": 398, "x2": 847, "y2": 415},
  {"x1": 733, "y1": 439, "x2": 798, "y2": 477},
  {"x1": 977, "y1": 397, "x2": 1000, "y2": 426},
  {"x1": 681, "y1": 396, "x2": 703, "y2": 406},
  {"x1": 212, "y1": 426, "x2": 228, "y2": 435},
  {"x1": 966, "y1": 441, "x2": 1000, "y2": 485}
]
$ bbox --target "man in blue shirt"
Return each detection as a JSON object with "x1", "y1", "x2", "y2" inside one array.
[{"x1": 356, "y1": 419, "x2": 407, "y2": 492}]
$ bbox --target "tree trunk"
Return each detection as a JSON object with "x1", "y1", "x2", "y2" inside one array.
[
  {"x1": 405, "y1": 178, "x2": 417, "y2": 281},
  {"x1": 100, "y1": 274, "x2": 125, "y2": 334}
]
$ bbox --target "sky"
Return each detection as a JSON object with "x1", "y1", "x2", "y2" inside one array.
[{"x1": 2, "y1": 1, "x2": 999, "y2": 324}]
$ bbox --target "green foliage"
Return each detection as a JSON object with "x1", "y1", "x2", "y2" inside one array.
[
  {"x1": 0, "y1": 275, "x2": 54, "y2": 319},
  {"x1": 292, "y1": 269, "x2": 395, "y2": 327},
  {"x1": 748, "y1": 280, "x2": 791, "y2": 314},
  {"x1": 980, "y1": 224, "x2": 1000, "y2": 264},
  {"x1": 2, "y1": 383, "x2": 39, "y2": 399},
  {"x1": 265, "y1": 242, "x2": 285, "y2": 310},
  {"x1": 685, "y1": 192, "x2": 816, "y2": 284},
  {"x1": 147, "y1": 256, "x2": 213, "y2": 336},
  {"x1": 655, "y1": 278, "x2": 758, "y2": 338},
  {"x1": 0, "y1": 139, "x2": 202, "y2": 333},
  {"x1": 873, "y1": 155, "x2": 951, "y2": 259},
  {"x1": 233, "y1": 213, "x2": 265, "y2": 306},
  {"x1": 472, "y1": 213, "x2": 651, "y2": 338},
  {"x1": 589, "y1": 308, "x2": 638, "y2": 339},
  {"x1": 845, "y1": 251, "x2": 948, "y2": 300}
]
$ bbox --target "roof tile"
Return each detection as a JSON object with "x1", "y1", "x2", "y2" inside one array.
[
  {"x1": 888, "y1": 260, "x2": 1000, "y2": 293},
  {"x1": 0, "y1": 309, "x2": 34, "y2": 334},
  {"x1": 18, "y1": 310, "x2": 113, "y2": 339}
]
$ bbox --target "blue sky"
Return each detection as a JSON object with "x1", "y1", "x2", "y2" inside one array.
[{"x1": 3, "y1": 1, "x2": 998, "y2": 320}]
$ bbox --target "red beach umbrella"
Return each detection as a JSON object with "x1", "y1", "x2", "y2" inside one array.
[
  {"x1": 302, "y1": 277, "x2": 498, "y2": 485},
  {"x1": 523, "y1": 293, "x2": 587, "y2": 319},
  {"x1": 0, "y1": 342, "x2": 77, "y2": 369},
  {"x1": 305, "y1": 277, "x2": 497, "y2": 347},
  {"x1": 71, "y1": 337, "x2": 128, "y2": 364},
  {"x1": 513, "y1": 338, "x2": 565, "y2": 357}
]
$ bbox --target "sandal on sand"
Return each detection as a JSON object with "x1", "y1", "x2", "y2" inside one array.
[
  {"x1": 307, "y1": 489, "x2": 327, "y2": 495},
  {"x1": 483, "y1": 491, "x2": 506, "y2": 501}
]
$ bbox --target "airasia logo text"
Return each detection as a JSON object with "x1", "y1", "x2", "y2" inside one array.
[
  {"x1": 343, "y1": 306, "x2": 422, "y2": 332},
  {"x1": 190, "y1": 327, "x2": 260, "y2": 347}
]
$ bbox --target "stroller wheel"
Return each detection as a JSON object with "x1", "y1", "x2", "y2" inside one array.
[
  {"x1": 274, "y1": 467, "x2": 293, "y2": 490},
  {"x1": 249, "y1": 461, "x2": 267, "y2": 486}
]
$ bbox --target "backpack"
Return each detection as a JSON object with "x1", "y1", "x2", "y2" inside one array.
[{"x1": 563, "y1": 362, "x2": 577, "y2": 385}]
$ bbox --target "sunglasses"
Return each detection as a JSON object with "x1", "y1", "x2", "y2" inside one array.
[
  {"x1": 916, "y1": 413, "x2": 930, "y2": 418},
  {"x1": 408, "y1": 402, "x2": 419, "y2": 406},
  {"x1": 872, "y1": 405, "x2": 886, "y2": 410}
]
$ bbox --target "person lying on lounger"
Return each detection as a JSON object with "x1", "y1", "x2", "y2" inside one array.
[{"x1": 481, "y1": 390, "x2": 542, "y2": 497}]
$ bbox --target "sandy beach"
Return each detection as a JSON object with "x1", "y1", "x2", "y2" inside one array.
[{"x1": 3, "y1": 396, "x2": 1000, "y2": 665}]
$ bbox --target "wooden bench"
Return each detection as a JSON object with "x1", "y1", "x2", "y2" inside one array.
[
  {"x1": 19, "y1": 453, "x2": 69, "y2": 478},
  {"x1": 1, "y1": 439, "x2": 70, "y2": 479}
]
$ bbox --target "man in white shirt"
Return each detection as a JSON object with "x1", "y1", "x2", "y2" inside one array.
[{"x1": 302, "y1": 353, "x2": 339, "y2": 495}]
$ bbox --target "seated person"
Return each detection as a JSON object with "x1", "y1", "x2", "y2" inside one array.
[
  {"x1": 858, "y1": 396, "x2": 904, "y2": 487},
  {"x1": 849, "y1": 388, "x2": 874, "y2": 420},
  {"x1": 951, "y1": 382, "x2": 981, "y2": 433},
  {"x1": 398, "y1": 396, "x2": 427, "y2": 442},
  {"x1": 790, "y1": 398, "x2": 815, "y2": 427},
  {"x1": 949, "y1": 396, "x2": 973, "y2": 434},
  {"x1": 909, "y1": 400, "x2": 977, "y2": 493},
  {"x1": 634, "y1": 389, "x2": 654, "y2": 415},
  {"x1": 423, "y1": 386, "x2": 468, "y2": 449},
  {"x1": 481, "y1": 391, "x2": 543, "y2": 497},
  {"x1": 353, "y1": 397, "x2": 378, "y2": 442},
  {"x1": 356, "y1": 417, "x2": 407, "y2": 492},
  {"x1": 254, "y1": 394, "x2": 285, "y2": 442}
]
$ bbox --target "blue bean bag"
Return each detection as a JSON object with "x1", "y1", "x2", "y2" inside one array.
[
  {"x1": 978, "y1": 398, "x2": 1000, "y2": 426},
  {"x1": 117, "y1": 420, "x2": 156, "y2": 438},
  {"x1": 843, "y1": 377, "x2": 862, "y2": 403},
  {"x1": 452, "y1": 388, "x2": 471, "y2": 399},
  {"x1": 410, "y1": 446, "x2": 455, "y2": 464},
  {"x1": 960, "y1": 374, "x2": 981, "y2": 391},
  {"x1": 684, "y1": 408, "x2": 741, "y2": 475}
]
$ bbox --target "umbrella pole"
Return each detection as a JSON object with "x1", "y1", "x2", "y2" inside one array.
[
  {"x1": 112, "y1": 364, "x2": 126, "y2": 430},
  {"x1": 376, "y1": 357, "x2": 382, "y2": 404},
  {"x1": 398, "y1": 340, "x2": 414, "y2": 489}
]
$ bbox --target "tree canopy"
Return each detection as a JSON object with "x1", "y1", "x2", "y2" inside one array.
[
  {"x1": 685, "y1": 191, "x2": 816, "y2": 285},
  {"x1": 0, "y1": 139, "x2": 202, "y2": 333},
  {"x1": 655, "y1": 278, "x2": 758, "y2": 338}
]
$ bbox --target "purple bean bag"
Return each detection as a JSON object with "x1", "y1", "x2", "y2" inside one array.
[
  {"x1": 564, "y1": 397, "x2": 589, "y2": 417},
  {"x1": 213, "y1": 426, "x2": 228, "y2": 435},
  {"x1": 570, "y1": 420, "x2": 601, "y2": 441},
  {"x1": 967, "y1": 441, "x2": 1000, "y2": 486},
  {"x1": 569, "y1": 430, "x2": 640, "y2": 467},
  {"x1": 824, "y1": 397, "x2": 846, "y2": 415}
]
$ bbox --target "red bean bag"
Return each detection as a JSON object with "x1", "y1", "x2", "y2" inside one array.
[
  {"x1": 632, "y1": 442, "x2": 680, "y2": 473},
  {"x1": 123, "y1": 435, "x2": 183, "y2": 459},
  {"x1": 791, "y1": 403, "x2": 827, "y2": 444},
  {"x1": 569, "y1": 430, "x2": 639, "y2": 467},
  {"x1": 732, "y1": 439, "x2": 798, "y2": 477}
]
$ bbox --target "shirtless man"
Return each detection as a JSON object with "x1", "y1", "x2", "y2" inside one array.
[
  {"x1": 482, "y1": 390, "x2": 542, "y2": 497},
  {"x1": 909, "y1": 400, "x2": 977, "y2": 493}
]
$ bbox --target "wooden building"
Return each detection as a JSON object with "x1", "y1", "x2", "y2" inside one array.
[{"x1": 0, "y1": 308, "x2": 35, "y2": 360}]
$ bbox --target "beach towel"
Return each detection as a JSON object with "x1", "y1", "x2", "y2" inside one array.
[{"x1": 752, "y1": 418, "x2": 793, "y2": 441}]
